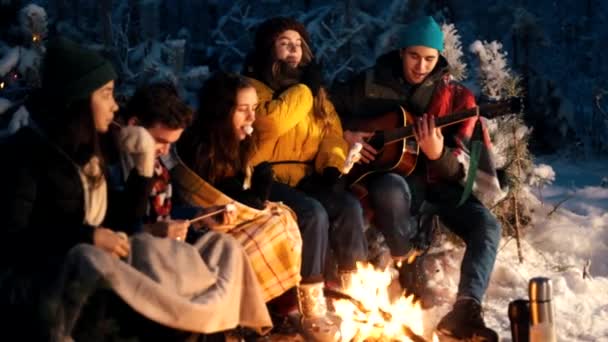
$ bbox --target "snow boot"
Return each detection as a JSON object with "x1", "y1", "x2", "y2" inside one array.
[
  {"x1": 291, "y1": 282, "x2": 341, "y2": 342},
  {"x1": 436, "y1": 298, "x2": 499, "y2": 342}
]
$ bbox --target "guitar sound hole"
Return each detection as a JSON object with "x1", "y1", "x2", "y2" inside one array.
[{"x1": 405, "y1": 139, "x2": 419, "y2": 155}]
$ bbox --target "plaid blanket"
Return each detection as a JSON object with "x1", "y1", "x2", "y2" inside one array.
[
  {"x1": 427, "y1": 79, "x2": 507, "y2": 207},
  {"x1": 171, "y1": 161, "x2": 302, "y2": 302}
]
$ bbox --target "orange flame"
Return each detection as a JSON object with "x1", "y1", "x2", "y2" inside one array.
[{"x1": 332, "y1": 262, "x2": 426, "y2": 341}]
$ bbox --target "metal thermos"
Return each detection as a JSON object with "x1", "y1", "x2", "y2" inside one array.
[
  {"x1": 508, "y1": 299, "x2": 530, "y2": 342},
  {"x1": 528, "y1": 277, "x2": 557, "y2": 342}
]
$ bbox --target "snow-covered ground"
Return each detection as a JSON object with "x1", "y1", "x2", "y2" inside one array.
[{"x1": 422, "y1": 154, "x2": 608, "y2": 341}]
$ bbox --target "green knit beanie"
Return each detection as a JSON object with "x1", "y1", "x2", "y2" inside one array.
[
  {"x1": 42, "y1": 37, "x2": 117, "y2": 104},
  {"x1": 399, "y1": 16, "x2": 444, "y2": 52}
]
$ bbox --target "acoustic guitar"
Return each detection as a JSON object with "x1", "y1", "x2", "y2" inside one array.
[{"x1": 345, "y1": 97, "x2": 522, "y2": 186}]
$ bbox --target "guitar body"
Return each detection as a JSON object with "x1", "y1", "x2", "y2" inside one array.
[
  {"x1": 344, "y1": 98, "x2": 522, "y2": 187},
  {"x1": 346, "y1": 107, "x2": 419, "y2": 186}
]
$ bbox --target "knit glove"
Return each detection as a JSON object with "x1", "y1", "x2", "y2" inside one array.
[
  {"x1": 250, "y1": 162, "x2": 274, "y2": 202},
  {"x1": 118, "y1": 126, "x2": 156, "y2": 177},
  {"x1": 300, "y1": 61, "x2": 323, "y2": 95}
]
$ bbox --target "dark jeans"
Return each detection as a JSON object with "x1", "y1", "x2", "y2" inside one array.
[
  {"x1": 367, "y1": 173, "x2": 416, "y2": 257},
  {"x1": 306, "y1": 185, "x2": 369, "y2": 272},
  {"x1": 269, "y1": 182, "x2": 329, "y2": 279},
  {"x1": 269, "y1": 182, "x2": 368, "y2": 277},
  {"x1": 367, "y1": 173, "x2": 501, "y2": 302},
  {"x1": 428, "y1": 182, "x2": 501, "y2": 303}
]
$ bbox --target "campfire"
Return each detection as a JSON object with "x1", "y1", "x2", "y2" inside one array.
[{"x1": 330, "y1": 262, "x2": 438, "y2": 342}]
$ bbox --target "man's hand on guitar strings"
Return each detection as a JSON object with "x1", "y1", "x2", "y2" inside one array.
[
  {"x1": 413, "y1": 113, "x2": 444, "y2": 161},
  {"x1": 343, "y1": 130, "x2": 377, "y2": 163}
]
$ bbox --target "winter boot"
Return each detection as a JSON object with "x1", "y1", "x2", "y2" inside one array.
[
  {"x1": 292, "y1": 282, "x2": 341, "y2": 342},
  {"x1": 436, "y1": 298, "x2": 499, "y2": 341}
]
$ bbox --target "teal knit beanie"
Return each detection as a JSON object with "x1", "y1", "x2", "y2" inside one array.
[
  {"x1": 42, "y1": 37, "x2": 117, "y2": 104},
  {"x1": 399, "y1": 16, "x2": 444, "y2": 52}
]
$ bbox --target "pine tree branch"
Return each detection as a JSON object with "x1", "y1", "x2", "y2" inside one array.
[{"x1": 512, "y1": 125, "x2": 524, "y2": 264}]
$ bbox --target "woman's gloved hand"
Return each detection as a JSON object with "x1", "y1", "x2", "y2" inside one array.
[
  {"x1": 300, "y1": 60, "x2": 323, "y2": 95},
  {"x1": 118, "y1": 126, "x2": 156, "y2": 177},
  {"x1": 251, "y1": 161, "x2": 274, "y2": 202}
]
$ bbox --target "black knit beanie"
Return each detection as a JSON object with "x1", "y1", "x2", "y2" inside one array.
[{"x1": 42, "y1": 37, "x2": 117, "y2": 104}]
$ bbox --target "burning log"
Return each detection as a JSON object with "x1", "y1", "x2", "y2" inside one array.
[
  {"x1": 329, "y1": 263, "x2": 430, "y2": 342},
  {"x1": 325, "y1": 287, "x2": 371, "y2": 314},
  {"x1": 402, "y1": 325, "x2": 429, "y2": 342}
]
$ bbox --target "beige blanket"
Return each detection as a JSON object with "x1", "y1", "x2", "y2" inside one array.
[{"x1": 53, "y1": 232, "x2": 272, "y2": 341}]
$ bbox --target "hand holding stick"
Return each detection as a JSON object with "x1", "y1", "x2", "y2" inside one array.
[{"x1": 190, "y1": 203, "x2": 237, "y2": 224}]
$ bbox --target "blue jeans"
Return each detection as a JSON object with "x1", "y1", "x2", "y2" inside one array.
[
  {"x1": 427, "y1": 182, "x2": 501, "y2": 303},
  {"x1": 269, "y1": 182, "x2": 329, "y2": 280},
  {"x1": 367, "y1": 173, "x2": 501, "y2": 302},
  {"x1": 307, "y1": 186, "x2": 369, "y2": 272},
  {"x1": 367, "y1": 173, "x2": 416, "y2": 257}
]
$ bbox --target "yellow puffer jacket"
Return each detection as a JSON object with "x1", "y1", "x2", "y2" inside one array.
[{"x1": 248, "y1": 77, "x2": 349, "y2": 187}]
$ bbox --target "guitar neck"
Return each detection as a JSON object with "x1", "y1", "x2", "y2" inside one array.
[{"x1": 383, "y1": 106, "x2": 481, "y2": 145}]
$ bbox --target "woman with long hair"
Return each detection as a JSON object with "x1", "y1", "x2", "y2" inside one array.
[
  {"x1": 177, "y1": 72, "x2": 268, "y2": 209},
  {"x1": 0, "y1": 37, "x2": 127, "y2": 339},
  {"x1": 241, "y1": 17, "x2": 371, "y2": 341},
  {"x1": 174, "y1": 71, "x2": 302, "y2": 305}
]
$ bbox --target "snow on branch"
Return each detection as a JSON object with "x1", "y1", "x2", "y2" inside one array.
[
  {"x1": 470, "y1": 40, "x2": 521, "y2": 100},
  {"x1": 441, "y1": 23, "x2": 467, "y2": 81},
  {"x1": 527, "y1": 163, "x2": 556, "y2": 203},
  {"x1": 19, "y1": 4, "x2": 48, "y2": 44}
]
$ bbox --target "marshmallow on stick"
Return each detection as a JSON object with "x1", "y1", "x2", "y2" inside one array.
[
  {"x1": 190, "y1": 203, "x2": 237, "y2": 224},
  {"x1": 342, "y1": 142, "x2": 363, "y2": 174},
  {"x1": 243, "y1": 125, "x2": 254, "y2": 136}
]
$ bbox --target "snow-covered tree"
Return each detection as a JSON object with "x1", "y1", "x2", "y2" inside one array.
[
  {"x1": 19, "y1": 4, "x2": 48, "y2": 46},
  {"x1": 469, "y1": 38, "x2": 534, "y2": 249},
  {"x1": 469, "y1": 40, "x2": 520, "y2": 101},
  {"x1": 441, "y1": 22, "x2": 467, "y2": 81}
]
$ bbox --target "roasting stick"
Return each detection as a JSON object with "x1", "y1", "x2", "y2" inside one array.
[
  {"x1": 189, "y1": 203, "x2": 237, "y2": 224},
  {"x1": 113, "y1": 120, "x2": 239, "y2": 225}
]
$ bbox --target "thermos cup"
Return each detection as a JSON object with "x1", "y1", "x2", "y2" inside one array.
[
  {"x1": 528, "y1": 277, "x2": 557, "y2": 342},
  {"x1": 508, "y1": 299, "x2": 530, "y2": 342}
]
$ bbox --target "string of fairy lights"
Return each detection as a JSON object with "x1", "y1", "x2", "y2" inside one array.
[
  {"x1": 0, "y1": 34, "x2": 42, "y2": 94},
  {"x1": 0, "y1": 70, "x2": 20, "y2": 91}
]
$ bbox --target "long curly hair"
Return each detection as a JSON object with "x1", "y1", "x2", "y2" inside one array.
[{"x1": 178, "y1": 72, "x2": 256, "y2": 184}]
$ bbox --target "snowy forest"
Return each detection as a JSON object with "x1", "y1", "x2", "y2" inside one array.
[
  {"x1": 2, "y1": 0, "x2": 608, "y2": 156},
  {"x1": 0, "y1": 0, "x2": 607, "y2": 341}
]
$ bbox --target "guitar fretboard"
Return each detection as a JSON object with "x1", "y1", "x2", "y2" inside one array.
[{"x1": 383, "y1": 101, "x2": 511, "y2": 145}]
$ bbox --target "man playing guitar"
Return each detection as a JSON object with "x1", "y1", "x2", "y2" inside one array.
[{"x1": 331, "y1": 16, "x2": 504, "y2": 342}]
